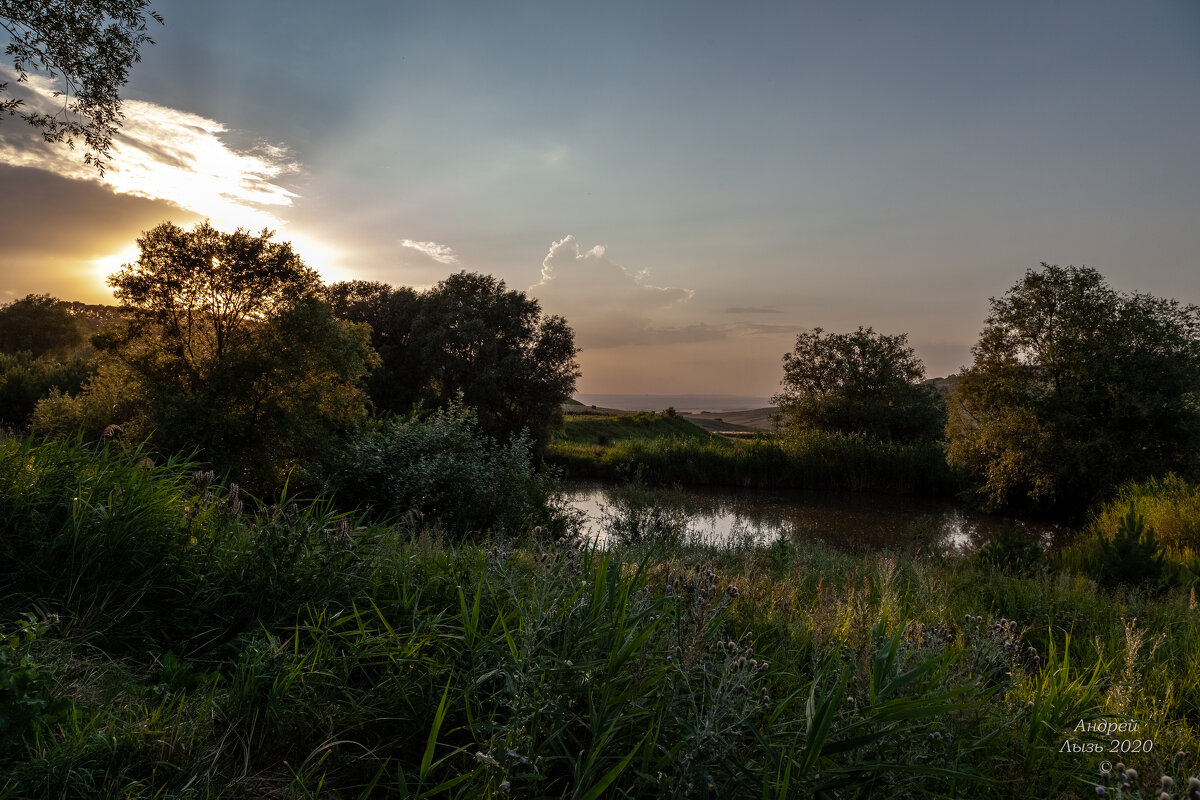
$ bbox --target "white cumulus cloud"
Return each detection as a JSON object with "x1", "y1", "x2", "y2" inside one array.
[
  {"x1": 530, "y1": 235, "x2": 721, "y2": 348},
  {"x1": 0, "y1": 68, "x2": 299, "y2": 232},
  {"x1": 399, "y1": 239, "x2": 460, "y2": 264}
]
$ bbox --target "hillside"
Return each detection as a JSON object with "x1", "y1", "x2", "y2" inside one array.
[{"x1": 556, "y1": 409, "x2": 727, "y2": 446}]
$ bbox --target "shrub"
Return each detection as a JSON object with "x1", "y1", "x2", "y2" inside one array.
[
  {"x1": 1091, "y1": 505, "x2": 1166, "y2": 591},
  {"x1": 330, "y1": 404, "x2": 568, "y2": 535},
  {"x1": 600, "y1": 481, "x2": 693, "y2": 547},
  {"x1": 972, "y1": 523, "x2": 1044, "y2": 574}
]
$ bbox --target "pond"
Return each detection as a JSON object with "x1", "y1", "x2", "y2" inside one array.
[{"x1": 561, "y1": 481, "x2": 1069, "y2": 554}]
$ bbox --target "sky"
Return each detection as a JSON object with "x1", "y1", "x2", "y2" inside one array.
[{"x1": 1, "y1": 0, "x2": 1197, "y2": 397}]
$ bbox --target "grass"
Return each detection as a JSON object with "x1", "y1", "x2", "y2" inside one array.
[
  {"x1": 2, "y1": 437, "x2": 1199, "y2": 798},
  {"x1": 551, "y1": 412, "x2": 956, "y2": 495},
  {"x1": 556, "y1": 410, "x2": 726, "y2": 446}
]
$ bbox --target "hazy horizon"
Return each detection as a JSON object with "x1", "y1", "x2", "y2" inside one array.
[{"x1": 3, "y1": 1, "x2": 1197, "y2": 396}]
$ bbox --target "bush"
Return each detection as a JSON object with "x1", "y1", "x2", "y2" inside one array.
[
  {"x1": 600, "y1": 481, "x2": 693, "y2": 547},
  {"x1": 1091, "y1": 505, "x2": 1166, "y2": 591},
  {"x1": 972, "y1": 523, "x2": 1043, "y2": 574},
  {"x1": 0, "y1": 353, "x2": 92, "y2": 431},
  {"x1": 330, "y1": 405, "x2": 568, "y2": 535}
]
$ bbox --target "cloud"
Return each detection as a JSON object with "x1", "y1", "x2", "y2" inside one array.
[
  {"x1": 400, "y1": 239, "x2": 460, "y2": 264},
  {"x1": 725, "y1": 306, "x2": 782, "y2": 314},
  {"x1": 0, "y1": 68, "x2": 299, "y2": 232},
  {"x1": 530, "y1": 235, "x2": 721, "y2": 348}
]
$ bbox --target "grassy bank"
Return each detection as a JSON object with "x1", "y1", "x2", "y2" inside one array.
[
  {"x1": 2, "y1": 437, "x2": 1199, "y2": 798},
  {"x1": 551, "y1": 412, "x2": 956, "y2": 495}
]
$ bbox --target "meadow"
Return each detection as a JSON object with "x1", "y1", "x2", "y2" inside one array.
[{"x1": 2, "y1": 436, "x2": 1199, "y2": 799}]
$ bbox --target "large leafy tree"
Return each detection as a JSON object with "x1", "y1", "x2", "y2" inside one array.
[
  {"x1": 1, "y1": 0, "x2": 161, "y2": 171},
  {"x1": 771, "y1": 326, "x2": 944, "y2": 443},
  {"x1": 325, "y1": 272, "x2": 580, "y2": 452},
  {"x1": 64, "y1": 221, "x2": 376, "y2": 489},
  {"x1": 946, "y1": 264, "x2": 1200, "y2": 511},
  {"x1": 0, "y1": 293, "x2": 82, "y2": 357}
]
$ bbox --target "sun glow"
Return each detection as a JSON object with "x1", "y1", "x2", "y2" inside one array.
[
  {"x1": 1, "y1": 72, "x2": 360, "y2": 296},
  {"x1": 89, "y1": 244, "x2": 143, "y2": 297}
]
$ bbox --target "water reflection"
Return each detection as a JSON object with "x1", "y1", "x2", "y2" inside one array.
[{"x1": 561, "y1": 481, "x2": 1067, "y2": 554}]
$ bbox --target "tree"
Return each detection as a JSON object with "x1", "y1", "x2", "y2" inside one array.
[
  {"x1": 946, "y1": 264, "x2": 1200, "y2": 511},
  {"x1": 326, "y1": 272, "x2": 580, "y2": 452},
  {"x1": 322, "y1": 280, "x2": 422, "y2": 415},
  {"x1": 2, "y1": 1, "x2": 161, "y2": 171},
  {"x1": 0, "y1": 294, "x2": 82, "y2": 357},
  {"x1": 57, "y1": 221, "x2": 376, "y2": 489},
  {"x1": 771, "y1": 326, "x2": 944, "y2": 443}
]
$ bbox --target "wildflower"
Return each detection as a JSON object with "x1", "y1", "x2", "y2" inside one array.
[
  {"x1": 499, "y1": 780, "x2": 511, "y2": 792},
  {"x1": 1161, "y1": 793, "x2": 1172, "y2": 800},
  {"x1": 1096, "y1": 787, "x2": 1106, "y2": 796},
  {"x1": 1127, "y1": 769, "x2": 1139, "y2": 783},
  {"x1": 1190, "y1": 777, "x2": 1200, "y2": 790},
  {"x1": 1164, "y1": 776, "x2": 1176, "y2": 789}
]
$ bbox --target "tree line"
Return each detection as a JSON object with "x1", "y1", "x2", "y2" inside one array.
[
  {"x1": 772, "y1": 263, "x2": 1200, "y2": 514},
  {"x1": 2, "y1": 221, "x2": 1197, "y2": 518},
  {"x1": 0, "y1": 221, "x2": 579, "y2": 510}
]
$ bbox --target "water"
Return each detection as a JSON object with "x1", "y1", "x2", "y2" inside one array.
[{"x1": 562, "y1": 481, "x2": 1067, "y2": 553}]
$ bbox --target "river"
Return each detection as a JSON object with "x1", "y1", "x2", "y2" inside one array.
[{"x1": 561, "y1": 481, "x2": 1068, "y2": 553}]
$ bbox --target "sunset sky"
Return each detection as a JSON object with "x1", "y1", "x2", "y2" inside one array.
[{"x1": 1, "y1": 1, "x2": 1197, "y2": 397}]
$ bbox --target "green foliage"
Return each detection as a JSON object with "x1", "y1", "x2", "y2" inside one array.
[
  {"x1": 972, "y1": 523, "x2": 1044, "y2": 574},
  {"x1": 2, "y1": 440, "x2": 1200, "y2": 797},
  {"x1": 0, "y1": 614, "x2": 71, "y2": 754},
  {"x1": 0, "y1": 0, "x2": 162, "y2": 171},
  {"x1": 600, "y1": 480, "x2": 693, "y2": 546},
  {"x1": 0, "y1": 352, "x2": 92, "y2": 431},
  {"x1": 947, "y1": 264, "x2": 1200, "y2": 511},
  {"x1": 1092, "y1": 506, "x2": 1166, "y2": 591},
  {"x1": 557, "y1": 410, "x2": 720, "y2": 447},
  {"x1": 1093, "y1": 474, "x2": 1200, "y2": 556},
  {"x1": 30, "y1": 359, "x2": 141, "y2": 441},
  {"x1": 53, "y1": 221, "x2": 377, "y2": 491},
  {"x1": 324, "y1": 273, "x2": 580, "y2": 452},
  {"x1": 0, "y1": 294, "x2": 82, "y2": 358},
  {"x1": 552, "y1": 425, "x2": 956, "y2": 494},
  {"x1": 772, "y1": 326, "x2": 946, "y2": 443},
  {"x1": 329, "y1": 404, "x2": 568, "y2": 536}
]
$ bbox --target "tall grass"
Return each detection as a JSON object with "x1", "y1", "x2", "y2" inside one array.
[
  {"x1": 1, "y1": 437, "x2": 1198, "y2": 798},
  {"x1": 551, "y1": 430, "x2": 955, "y2": 495}
]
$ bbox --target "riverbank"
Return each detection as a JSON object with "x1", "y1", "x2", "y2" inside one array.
[
  {"x1": 550, "y1": 410, "x2": 957, "y2": 495},
  {"x1": 2, "y1": 438, "x2": 1198, "y2": 798}
]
